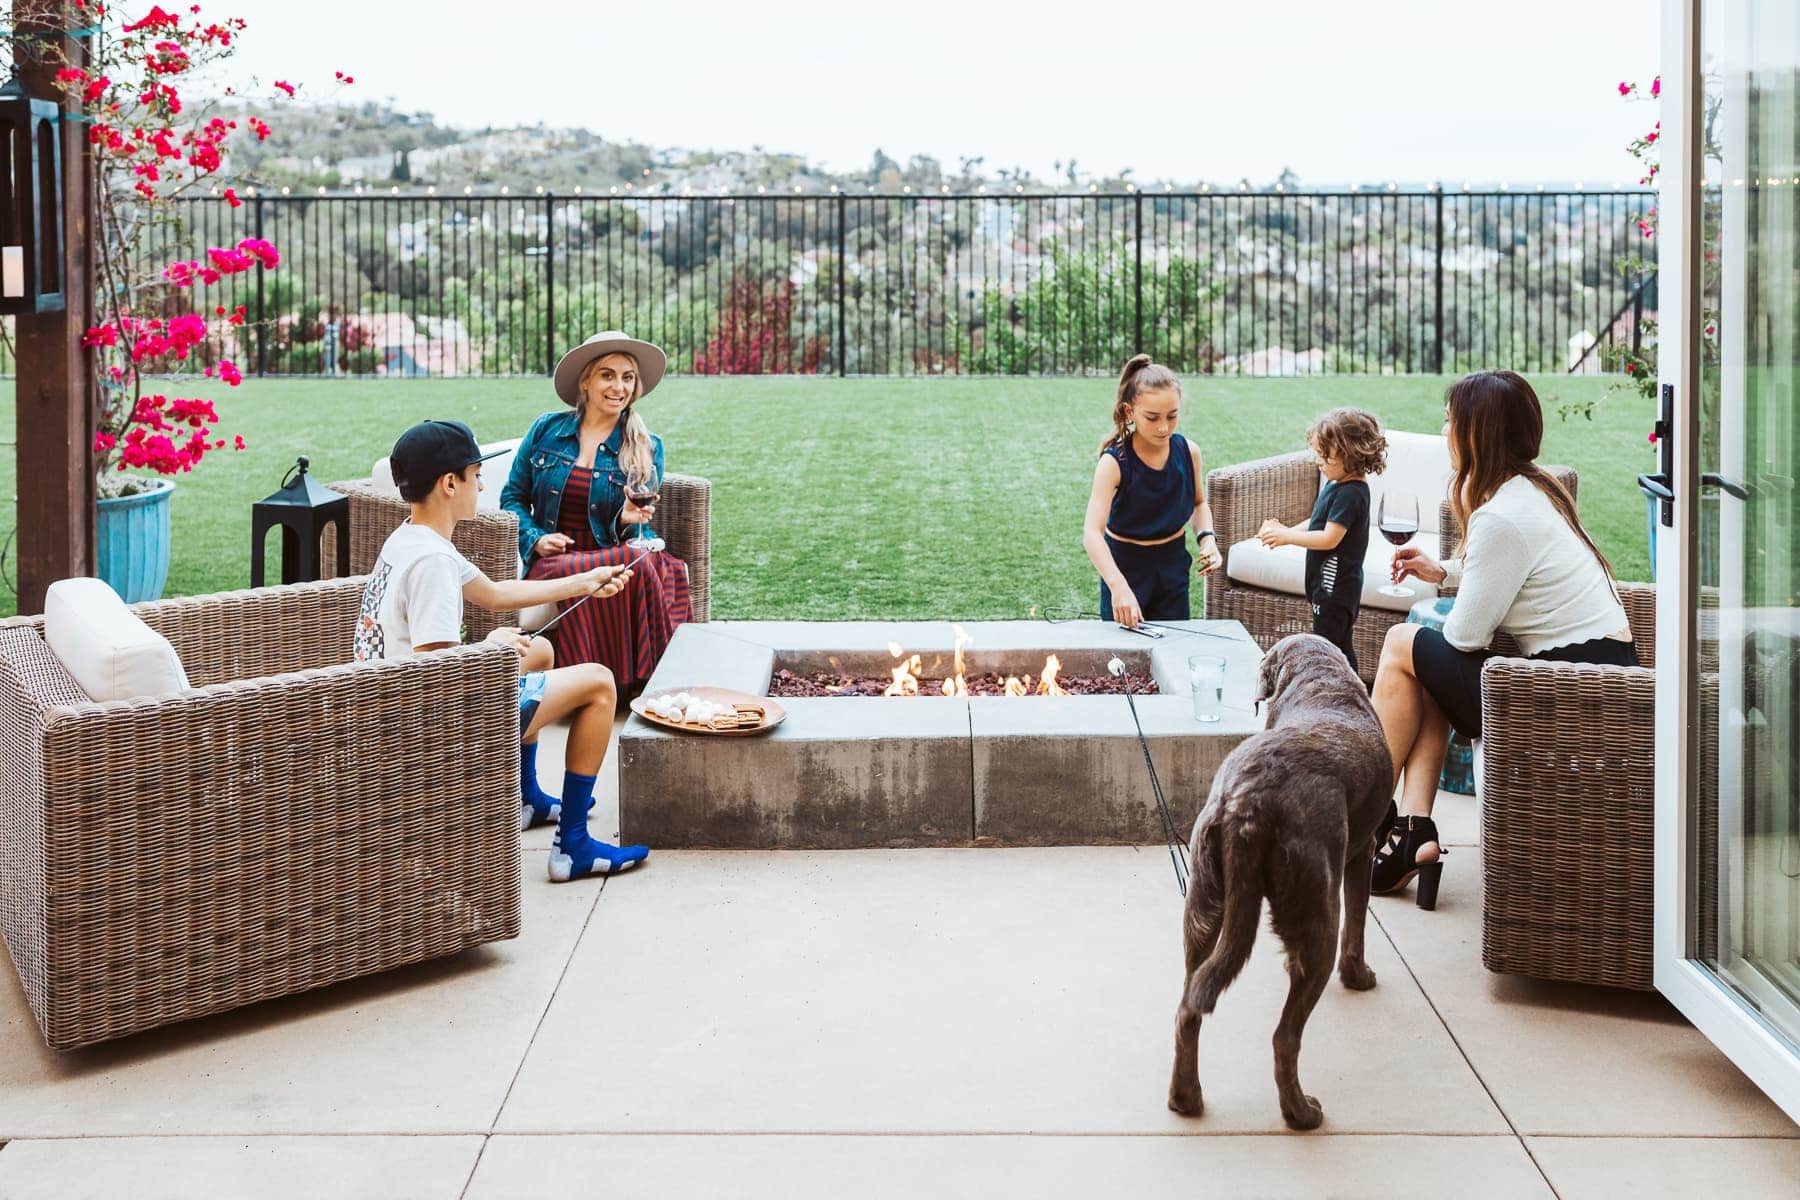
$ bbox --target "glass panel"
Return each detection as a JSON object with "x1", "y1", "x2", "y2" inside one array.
[{"x1": 1692, "y1": 0, "x2": 1800, "y2": 1050}]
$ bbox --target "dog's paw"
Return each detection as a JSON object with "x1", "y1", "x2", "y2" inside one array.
[
  {"x1": 1167, "y1": 1085, "x2": 1205, "y2": 1118},
  {"x1": 1281, "y1": 1094, "x2": 1325, "y2": 1131},
  {"x1": 1339, "y1": 959, "x2": 1377, "y2": 991}
]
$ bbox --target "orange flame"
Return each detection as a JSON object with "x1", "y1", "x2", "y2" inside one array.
[
  {"x1": 1037, "y1": 654, "x2": 1066, "y2": 695},
  {"x1": 1003, "y1": 675, "x2": 1029, "y2": 697},
  {"x1": 885, "y1": 653, "x2": 922, "y2": 696}
]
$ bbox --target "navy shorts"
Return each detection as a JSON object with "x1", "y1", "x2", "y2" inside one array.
[{"x1": 1100, "y1": 536, "x2": 1192, "y2": 622}]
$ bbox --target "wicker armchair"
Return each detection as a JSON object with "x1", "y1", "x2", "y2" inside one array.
[
  {"x1": 1478, "y1": 582, "x2": 1657, "y2": 990},
  {"x1": 323, "y1": 473, "x2": 713, "y2": 641},
  {"x1": 0, "y1": 579, "x2": 522, "y2": 1050},
  {"x1": 1207, "y1": 453, "x2": 1577, "y2": 682}
]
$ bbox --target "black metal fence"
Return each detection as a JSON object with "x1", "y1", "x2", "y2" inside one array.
[{"x1": 6, "y1": 189, "x2": 1657, "y2": 379}]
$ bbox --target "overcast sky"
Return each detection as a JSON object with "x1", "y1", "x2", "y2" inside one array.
[{"x1": 210, "y1": 0, "x2": 1660, "y2": 186}]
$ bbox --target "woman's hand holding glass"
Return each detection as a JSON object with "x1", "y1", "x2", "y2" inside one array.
[{"x1": 1389, "y1": 546, "x2": 1448, "y2": 587}]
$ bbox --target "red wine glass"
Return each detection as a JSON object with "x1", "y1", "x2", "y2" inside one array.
[{"x1": 1377, "y1": 490, "x2": 1421, "y2": 598}]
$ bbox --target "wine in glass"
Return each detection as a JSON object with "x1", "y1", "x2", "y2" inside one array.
[
  {"x1": 624, "y1": 466, "x2": 661, "y2": 552},
  {"x1": 1377, "y1": 490, "x2": 1421, "y2": 598}
]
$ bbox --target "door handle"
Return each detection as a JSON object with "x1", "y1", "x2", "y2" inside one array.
[
  {"x1": 1638, "y1": 473, "x2": 1674, "y2": 501},
  {"x1": 1701, "y1": 473, "x2": 1751, "y2": 500}
]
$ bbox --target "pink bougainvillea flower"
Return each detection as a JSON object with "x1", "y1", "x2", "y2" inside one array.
[
  {"x1": 1651, "y1": 77, "x2": 1661, "y2": 97},
  {"x1": 216, "y1": 359, "x2": 243, "y2": 386},
  {"x1": 123, "y1": 5, "x2": 184, "y2": 33},
  {"x1": 82, "y1": 324, "x2": 120, "y2": 348},
  {"x1": 234, "y1": 435, "x2": 247, "y2": 451},
  {"x1": 223, "y1": 186, "x2": 242, "y2": 208},
  {"x1": 274, "y1": 80, "x2": 296, "y2": 97},
  {"x1": 82, "y1": 75, "x2": 110, "y2": 103},
  {"x1": 1618, "y1": 81, "x2": 1632, "y2": 96},
  {"x1": 93, "y1": 432, "x2": 118, "y2": 453},
  {"x1": 334, "y1": 70, "x2": 355, "y2": 84},
  {"x1": 55, "y1": 67, "x2": 88, "y2": 84}
]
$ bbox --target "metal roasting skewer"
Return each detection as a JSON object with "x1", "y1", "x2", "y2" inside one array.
[
  {"x1": 1036, "y1": 606, "x2": 1241, "y2": 643},
  {"x1": 528, "y1": 545, "x2": 658, "y2": 638},
  {"x1": 1108, "y1": 657, "x2": 1190, "y2": 897}
]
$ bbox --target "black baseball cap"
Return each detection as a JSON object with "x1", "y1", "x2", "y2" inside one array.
[{"x1": 390, "y1": 420, "x2": 508, "y2": 493}]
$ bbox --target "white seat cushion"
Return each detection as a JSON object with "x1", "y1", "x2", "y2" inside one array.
[
  {"x1": 372, "y1": 437, "x2": 521, "y2": 512},
  {"x1": 44, "y1": 578, "x2": 191, "y2": 701},
  {"x1": 1224, "y1": 536, "x2": 1437, "y2": 614}
]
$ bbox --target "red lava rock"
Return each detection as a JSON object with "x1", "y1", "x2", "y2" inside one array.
[{"x1": 767, "y1": 668, "x2": 1159, "y2": 698}]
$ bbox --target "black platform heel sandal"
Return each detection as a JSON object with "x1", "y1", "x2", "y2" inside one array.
[{"x1": 1370, "y1": 814, "x2": 1445, "y2": 910}]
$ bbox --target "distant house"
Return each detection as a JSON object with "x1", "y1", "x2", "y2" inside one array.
[{"x1": 343, "y1": 312, "x2": 474, "y2": 377}]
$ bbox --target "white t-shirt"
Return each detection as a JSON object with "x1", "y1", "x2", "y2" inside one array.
[
  {"x1": 354, "y1": 521, "x2": 480, "y2": 660},
  {"x1": 1441, "y1": 474, "x2": 1630, "y2": 657}
]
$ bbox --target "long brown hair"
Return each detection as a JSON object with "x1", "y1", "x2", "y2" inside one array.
[
  {"x1": 1446, "y1": 370, "x2": 1613, "y2": 579},
  {"x1": 1100, "y1": 354, "x2": 1183, "y2": 452},
  {"x1": 577, "y1": 353, "x2": 656, "y2": 481}
]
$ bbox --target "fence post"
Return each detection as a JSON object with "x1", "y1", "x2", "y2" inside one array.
[
  {"x1": 254, "y1": 194, "x2": 267, "y2": 377},
  {"x1": 836, "y1": 192, "x2": 847, "y2": 377},
  {"x1": 1432, "y1": 187, "x2": 1445, "y2": 374},
  {"x1": 1133, "y1": 191, "x2": 1144, "y2": 355},
  {"x1": 1631, "y1": 284, "x2": 1643, "y2": 357},
  {"x1": 543, "y1": 192, "x2": 555, "y2": 374}
]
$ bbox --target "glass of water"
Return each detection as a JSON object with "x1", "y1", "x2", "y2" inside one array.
[{"x1": 1187, "y1": 654, "x2": 1227, "y2": 723}]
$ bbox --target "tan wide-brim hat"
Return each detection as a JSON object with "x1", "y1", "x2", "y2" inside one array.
[{"x1": 553, "y1": 331, "x2": 668, "y2": 406}]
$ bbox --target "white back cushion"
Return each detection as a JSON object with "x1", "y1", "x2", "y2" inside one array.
[
  {"x1": 1368, "y1": 430, "x2": 1453, "y2": 535},
  {"x1": 372, "y1": 437, "x2": 522, "y2": 512},
  {"x1": 44, "y1": 578, "x2": 190, "y2": 701}
]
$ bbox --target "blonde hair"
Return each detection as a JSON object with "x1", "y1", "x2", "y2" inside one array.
[
  {"x1": 578, "y1": 353, "x2": 656, "y2": 482},
  {"x1": 1307, "y1": 408, "x2": 1388, "y2": 477},
  {"x1": 1100, "y1": 354, "x2": 1183, "y2": 452}
]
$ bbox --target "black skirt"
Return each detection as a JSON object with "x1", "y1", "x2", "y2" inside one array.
[{"x1": 1411, "y1": 627, "x2": 1640, "y2": 739}]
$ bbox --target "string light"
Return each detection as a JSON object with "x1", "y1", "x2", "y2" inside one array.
[
  {"x1": 281, "y1": 185, "x2": 290, "y2": 195},
  {"x1": 464, "y1": 185, "x2": 473, "y2": 195},
  {"x1": 500, "y1": 185, "x2": 509, "y2": 195},
  {"x1": 426, "y1": 185, "x2": 436, "y2": 195}
]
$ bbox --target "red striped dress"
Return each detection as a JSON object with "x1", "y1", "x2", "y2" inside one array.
[{"x1": 524, "y1": 464, "x2": 693, "y2": 688}]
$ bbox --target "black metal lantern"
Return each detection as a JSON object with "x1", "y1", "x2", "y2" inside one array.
[
  {"x1": 0, "y1": 76, "x2": 65, "y2": 316},
  {"x1": 252, "y1": 456, "x2": 350, "y2": 586}
]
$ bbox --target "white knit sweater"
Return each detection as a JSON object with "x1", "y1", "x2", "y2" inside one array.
[{"x1": 1441, "y1": 475, "x2": 1631, "y2": 657}]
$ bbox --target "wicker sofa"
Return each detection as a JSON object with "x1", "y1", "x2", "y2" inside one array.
[
  {"x1": 325, "y1": 441, "x2": 713, "y2": 642},
  {"x1": 1206, "y1": 445, "x2": 1576, "y2": 682},
  {"x1": 0, "y1": 578, "x2": 522, "y2": 1050}
]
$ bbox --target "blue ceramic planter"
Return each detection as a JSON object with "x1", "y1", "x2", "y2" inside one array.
[{"x1": 95, "y1": 479, "x2": 174, "y2": 603}]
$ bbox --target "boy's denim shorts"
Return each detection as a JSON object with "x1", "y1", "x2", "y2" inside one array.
[{"x1": 519, "y1": 671, "x2": 549, "y2": 735}]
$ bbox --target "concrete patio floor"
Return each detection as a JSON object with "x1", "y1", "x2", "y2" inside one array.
[{"x1": 0, "y1": 716, "x2": 1795, "y2": 1199}]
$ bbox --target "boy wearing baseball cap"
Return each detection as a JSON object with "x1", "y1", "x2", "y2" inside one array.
[{"x1": 355, "y1": 419, "x2": 650, "y2": 882}]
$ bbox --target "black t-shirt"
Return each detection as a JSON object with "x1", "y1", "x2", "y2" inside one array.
[{"x1": 1304, "y1": 479, "x2": 1370, "y2": 611}]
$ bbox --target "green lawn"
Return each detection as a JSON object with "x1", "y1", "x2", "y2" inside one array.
[{"x1": 0, "y1": 374, "x2": 1654, "y2": 620}]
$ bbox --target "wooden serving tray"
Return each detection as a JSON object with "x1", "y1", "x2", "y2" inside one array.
[{"x1": 630, "y1": 686, "x2": 787, "y2": 737}]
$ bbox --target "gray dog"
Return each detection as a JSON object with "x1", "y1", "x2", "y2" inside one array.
[{"x1": 1166, "y1": 634, "x2": 1393, "y2": 1130}]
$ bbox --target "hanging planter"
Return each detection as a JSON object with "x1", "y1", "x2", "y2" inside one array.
[{"x1": 94, "y1": 478, "x2": 175, "y2": 603}]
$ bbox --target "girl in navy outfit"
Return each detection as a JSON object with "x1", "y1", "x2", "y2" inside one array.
[{"x1": 1082, "y1": 355, "x2": 1221, "y2": 628}]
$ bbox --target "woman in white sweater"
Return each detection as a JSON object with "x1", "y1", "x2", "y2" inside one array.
[{"x1": 1369, "y1": 371, "x2": 1637, "y2": 908}]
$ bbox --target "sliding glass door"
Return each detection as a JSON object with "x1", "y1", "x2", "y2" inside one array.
[{"x1": 1656, "y1": 0, "x2": 1800, "y2": 1122}]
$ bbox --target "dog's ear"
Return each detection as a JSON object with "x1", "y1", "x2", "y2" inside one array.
[{"x1": 1255, "y1": 644, "x2": 1284, "y2": 713}]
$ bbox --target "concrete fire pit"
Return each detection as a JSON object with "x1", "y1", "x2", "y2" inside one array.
[{"x1": 618, "y1": 620, "x2": 1263, "y2": 848}]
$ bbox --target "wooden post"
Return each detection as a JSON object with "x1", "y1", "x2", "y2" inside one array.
[{"x1": 13, "y1": 0, "x2": 96, "y2": 613}]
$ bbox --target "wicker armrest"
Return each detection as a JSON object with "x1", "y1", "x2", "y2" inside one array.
[
  {"x1": 658, "y1": 473, "x2": 712, "y2": 622},
  {"x1": 1479, "y1": 656, "x2": 1655, "y2": 990},
  {"x1": 1206, "y1": 451, "x2": 1320, "y2": 574}
]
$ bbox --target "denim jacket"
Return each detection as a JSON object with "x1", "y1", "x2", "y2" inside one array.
[{"x1": 500, "y1": 409, "x2": 666, "y2": 568}]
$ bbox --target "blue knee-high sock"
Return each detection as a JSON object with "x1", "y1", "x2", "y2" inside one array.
[
  {"x1": 550, "y1": 770, "x2": 649, "y2": 881},
  {"x1": 519, "y1": 741, "x2": 560, "y2": 828}
]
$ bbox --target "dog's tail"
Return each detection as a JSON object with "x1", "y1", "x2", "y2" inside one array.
[{"x1": 1189, "y1": 818, "x2": 1276, "y2": 1015}]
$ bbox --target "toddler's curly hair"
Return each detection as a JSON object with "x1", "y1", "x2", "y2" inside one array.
[{"x1": 1306, "y1": 408, "x2": 1388, "y2": 477}]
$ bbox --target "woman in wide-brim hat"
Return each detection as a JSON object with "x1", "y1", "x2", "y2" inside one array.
[{"x1": 500, "y1": 331, "x2": 693, "y2": 691}]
